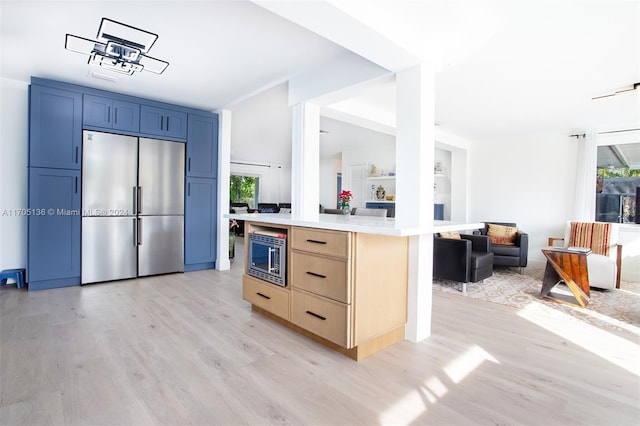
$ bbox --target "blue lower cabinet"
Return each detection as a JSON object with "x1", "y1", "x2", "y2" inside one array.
[
  {"x1": 27, "y1": 167, "x2": 81, "y2": 290},
  {"x1": 184, "y1": 177, "x2": 217, "y2": 271}
]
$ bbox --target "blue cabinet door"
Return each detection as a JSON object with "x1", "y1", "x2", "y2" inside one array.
[
  {"x1": 185, "y1": 177, "x2": 217, "y2": 269},
  {"x1": 140, "y1": 105, "x2": 164, "y2": 136},
  {"x1": 28, "y1": 167, "x2": 81, "y2": 289},
  {"x1": 187, "y1": 114, "x2": 218, "y2": 178},
  {"x1": 84, "y1": 95, "x2": 140, "y2": 132},
  {"x1": 29, "y1": 85, "x2": 82, "y2": 169},
  {"x1": 140, "y1": 105, "x2": 187, "y2": 139},
  {"x1": 83, "y1": 95, "x2": 111, "y2": 128},
  {"x1": 112, "y1": 100, "x2": 140, "y2": 132},
  {"x1": 164, "y1": 110, "x2": 187, "y2": 139}
]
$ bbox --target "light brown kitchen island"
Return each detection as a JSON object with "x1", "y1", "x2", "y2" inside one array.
[{"x1": 237, "y1": 215, "x2": 409, "y2": 360}]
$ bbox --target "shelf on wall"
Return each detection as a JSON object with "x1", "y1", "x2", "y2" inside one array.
[{"x1": 367, "y1": 176, "x2": 396, "y2": 180}]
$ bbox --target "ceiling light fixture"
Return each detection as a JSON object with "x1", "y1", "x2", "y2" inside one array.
[
  {"x1": 592, "y1": 82, "x2": 639, "y2": 100},
  {"x1": 65, "y1": 18, "x2": 168, "y2": 76}
]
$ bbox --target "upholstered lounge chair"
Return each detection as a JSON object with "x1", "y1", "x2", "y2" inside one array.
[
  {"x1": 549, "y1": 221, "x2": 622, "y2": 290},
  {"x1": 477, "y1": 222, "x2": 528, "y2": 273},
  {"x1": 353, "y1": 207, "x2": 387, "y2": 217},
  {"x1": 433, "y1": 233, "x2": 494, "y2": 293}
]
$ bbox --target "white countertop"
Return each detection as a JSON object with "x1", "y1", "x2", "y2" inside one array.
[{"x1": 227, "y1": 212, "x2": 484, "y2": 237}]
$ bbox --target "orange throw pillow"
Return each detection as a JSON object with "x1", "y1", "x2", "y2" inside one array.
[{"x1": 487, "y1": 224, "x2": 517, "y2": 246}]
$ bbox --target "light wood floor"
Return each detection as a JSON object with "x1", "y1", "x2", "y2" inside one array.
[{"x1": 1, "y1": 244, "x2": 639, "y2": 425}]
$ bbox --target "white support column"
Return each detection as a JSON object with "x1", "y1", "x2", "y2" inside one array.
[
  {"x1": 291, "y1": 102, "x2": 321, "y2": 221},
  {"x1": 217, "y1": 109, "x2": 232, "y2": 271},
  {"x1": 396, "y1": 65, "x2": 436, "y2": 342}
]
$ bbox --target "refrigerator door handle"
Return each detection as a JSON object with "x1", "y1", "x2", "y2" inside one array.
[
  {"x1": 137, "y1": 186, "x2": 143, "y2": 214},
  {"x1": 133, "y1": 218, "x2": 137, "y2": 246},
  {"x1": 132, "y1": 186, "x2": 137, "y2": 215},
  {"x1": 137, "y1": 218, "x2": 142, "y2": 245}
]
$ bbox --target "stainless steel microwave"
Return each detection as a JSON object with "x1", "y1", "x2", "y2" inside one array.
[{"x1": 247, "y1": 229, "x2": 287, "y2": 287}]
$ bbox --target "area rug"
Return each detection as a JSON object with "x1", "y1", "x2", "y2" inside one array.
[{"x1": 433, "y1": 266, "x2": 640, "y2": 335}]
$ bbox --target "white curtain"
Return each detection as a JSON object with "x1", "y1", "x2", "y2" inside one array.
[{"x1": 572, "y1": 132, "x2": 597, "y2": 220}]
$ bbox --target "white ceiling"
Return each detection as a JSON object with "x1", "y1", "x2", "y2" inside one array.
[
  {"x1": 2, "y1": 0, "x2": 639, "y2": 162},
  {"x1": 0, "y1": 1, "x2": 352, "y2": 109}
]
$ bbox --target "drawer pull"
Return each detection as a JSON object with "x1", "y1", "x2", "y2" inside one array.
[
  {"x1": 306, "y1": 271, "x2": 327, "y2": 279},
  {"x1": 256, "y1": 292, "x2": 271, "y2": 300},
  {"x1": 306, "y1": 239, "x2": 327, "y2": 245},
  {"x1": 306, "y1": 310, "x2": 326, "y2": 321}
]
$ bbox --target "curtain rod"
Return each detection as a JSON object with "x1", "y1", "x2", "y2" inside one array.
[
  {"x1": 231, "y1": 161, "x2": 282, "y2": 169},
  {"x1": 598, "y1": 128, "x2": 640, "y2": 135},
  {"x1": 569, "y1": 133, "x2": 586, "y2": 138}
]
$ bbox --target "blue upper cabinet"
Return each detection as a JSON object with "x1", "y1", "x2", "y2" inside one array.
[
  {"x1": 83, "y1": 94, "x2": 140, "y2": 132},
  {"x1": 187, "y1": 114, "x2": 218, "y2": 178},
  {"x1": 29, "y1": 85, "x2": 82, "y2": 169},
  {"x1": 28, "y1": 167, "x2": 81, "y2": 289},
  {"x1": 140, "y1": 105, "x2": 187, "y2": 139}
]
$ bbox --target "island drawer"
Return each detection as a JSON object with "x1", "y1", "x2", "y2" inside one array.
[
  {"x1": 242, "y1": 275, "x2": 290, "y2": 320},
  {"x1": 291, "y1": 289, "x2": 350, "y2": 348},
  {"x1": 291, "y1": 227, "x2": 350, "y2": 258},
  {"x1": 290, "y1": 251, "x2": 350, "y2": 303}
]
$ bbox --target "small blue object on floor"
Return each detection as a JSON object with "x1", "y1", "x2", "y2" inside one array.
[{"x1": 0, "y1": 268, "x2": 26, "y2": 289}]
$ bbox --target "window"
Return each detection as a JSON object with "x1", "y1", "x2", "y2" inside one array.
[
  {"x1": 230, "y1": 175, "x2": 259, "y2": 208},
  {"x1": 596, "y1": 143, "x2": 640, "y2": 224}
]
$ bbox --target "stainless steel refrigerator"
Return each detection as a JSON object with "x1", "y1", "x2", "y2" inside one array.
[{"x1": 81, "y1": 130, "x2": 184, "y2": 284}]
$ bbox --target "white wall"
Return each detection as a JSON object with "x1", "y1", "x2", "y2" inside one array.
[
  {"x1": 340, "y1": 139, "x2": 396, "y2": 207},
  {"x1": 0, "y1": 78, "x2": 29, "y2": 271},
  {"x1": 468, "y1": 132, "x2": 578, "y2": 267},
  {"x1": 319, "y1": 157, "x2": 341, "y2": 209}
]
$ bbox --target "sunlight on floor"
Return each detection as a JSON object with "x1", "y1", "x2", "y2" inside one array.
[
  {"x1": 443, "y1": 344, "x2": 500, "y2": 383},
  {"x1": 379, "y1": 345, "x2": 499, "y2": 424},
  {"x1": 517, "y1": 301, "x2": 640, "y2": 375}
]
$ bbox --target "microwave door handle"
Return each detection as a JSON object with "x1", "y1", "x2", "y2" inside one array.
[{"x1": 268, "y1": 247, "x2": 274, "y2": 273}]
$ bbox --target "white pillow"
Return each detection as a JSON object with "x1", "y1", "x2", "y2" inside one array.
[
  {"x1": 233, "y1": 207, "x2": 248, "y2": 214},
  {"x1": 278, "y1": 208, "x2": 291, "y2": 214}
]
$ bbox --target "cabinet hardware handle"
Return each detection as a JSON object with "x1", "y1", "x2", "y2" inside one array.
[
  {"x1": 75, "y1": 146, "x2": 79, "y2": 163},
  {"x1": 161, "y1": 116, "x2": 164, "y2": 131},
  {"x1": 108, "y1": 106, "x2": 111, "y2": 123},
  {"x1": 306, "y1": 311, "x2": 326, "y2": 321},
  {"x1": 132, "y1": 186, "x2": 137, "y2": 214},
  {"x1": 306, "y1": 239, "x2": 327, "y2": 245},
  {"x1": 167, "y1": 117, "x2": 170, "y2": 131},
  {"x1": 188, "y1": 158, "x2": 191, "y2": 172},
  {"x1": 187, "y1": 182, "x2": 191, "y2": 196},
  {"x1": 114, "y1": 108, "x2": 117, "y2": 123},
  {"x1": 256, "y1": 292, "x2": 271, "y2": 300},
  {"x1": 75, "y1": 177, "x2": 78, "y2": 194},
  {"x1": 306, "y1": 271, "x2": 326, "y2": 279}
]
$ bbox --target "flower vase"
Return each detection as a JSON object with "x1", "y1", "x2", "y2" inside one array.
[{"x1": 341, "y1": 203, "x2": 350, "y2": 215}]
